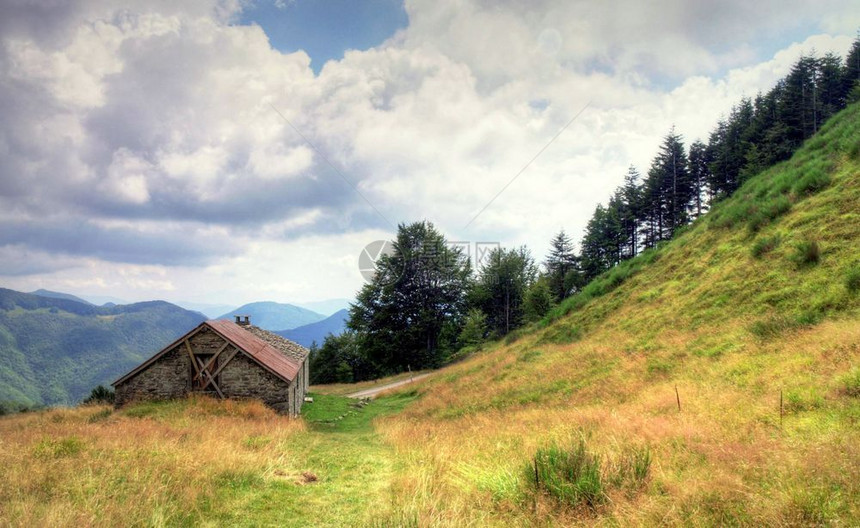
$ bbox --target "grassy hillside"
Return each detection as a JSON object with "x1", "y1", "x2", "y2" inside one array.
[
  {"x1": 0, "y1": 289, "x2": 205, "y2": 407},
  {"x1": 368, "y1": 102, "x2": 860, "y2": 524}
]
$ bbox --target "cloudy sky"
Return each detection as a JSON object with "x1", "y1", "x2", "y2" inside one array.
[{"x1": 1, "y1": 0, "x2": 858, "y2": 308}]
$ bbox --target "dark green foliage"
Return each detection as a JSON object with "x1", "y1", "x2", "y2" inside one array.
[
  {"x1": 790, "y1": 240, "x2": 821, "y2": 268},
  {"x1": 523, "y1": 278, "x2": 553, "y2": 323},
  {"x1": 348, "y1": 221, "x2": 472, "y2": 377},
  {"x1": 0, "y1": 400, "x2": 43, "y2": 415},
  {"x1": 752, "y1": 235, "x2": 781, "y2": 258},
  {"x1": 544, "y1": 230, "x2": 579, "y2": 302},
  {"x1": 458, "y1": 309, "x2": 487, "y2": 348},
  {"x1": 309, "y1": 331, "x2": 366, "y2": 384},
  {"x1": 82, "y1": 385, "x2": 115, "y2": 405},
  {"x1": 845, "y1": 267, "x2": 860, "y2": 294},
  {"x1": 0, "y1": 288, "x2": 205, "y2": 406},
  {"x1": 473, "y1": 246, "x2": 537, "y2": 337}
]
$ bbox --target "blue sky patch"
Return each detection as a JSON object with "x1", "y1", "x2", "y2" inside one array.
[{"x1": 239, "y1": 0, "x2": 409, "y2": 73}]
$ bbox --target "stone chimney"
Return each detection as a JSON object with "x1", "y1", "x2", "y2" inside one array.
[{"x1": 235, "y1": 315, "x2": 251, "y2": 326}]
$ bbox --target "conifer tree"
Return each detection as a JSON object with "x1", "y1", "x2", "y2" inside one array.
[{"x1": 544, "y1": 230, "x2": 578, "y2": 302}]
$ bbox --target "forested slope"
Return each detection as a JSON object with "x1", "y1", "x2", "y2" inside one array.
[{"x1": 0, "y1": 289, "x2": 205, "y2": 408}]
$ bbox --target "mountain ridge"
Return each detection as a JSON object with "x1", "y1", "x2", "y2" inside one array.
[
  {"x1": 217, "y1": 301, "x2": 326, "y2": 331},
  {"x1": 275, "y1": 308, "x2": 349, "y2": 348}
]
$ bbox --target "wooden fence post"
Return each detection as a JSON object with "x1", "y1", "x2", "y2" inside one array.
[
  {"x1": 780, "y1": 388, "x2": 784, "y2": 427},
  {"x1": 675, "y1": 385, "x2": 681, "y2": 412}
]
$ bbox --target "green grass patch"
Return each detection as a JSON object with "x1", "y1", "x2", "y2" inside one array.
[
  {"x1": 538, "y1": 324, "x2": 582, "y2": 345},
  {"x1": 545, "y1": 248, "x2": 659, "y2": 324},
  {"x1": 33, "y1": 436, "x2": 84, "y2": 459},
  {"x1": 747, "y1": 312, "x2": 821, "y2": 340},
  {"x1": 784, "y1": 387, "x2": 825, "y2": 413},
  {"x1": 302, "y1": 392, "x2": 418, "y2": 433},
  {"x1": 517, "y1": 348, "x2": 543, "y2": 362},
  {"x1": 646, "y1": 357, "x2": 674, "y2": 377}
]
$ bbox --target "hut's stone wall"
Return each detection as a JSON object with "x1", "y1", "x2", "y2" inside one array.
[
  {"x1": 218, "y1": 352, "x2": 292, "y2": 413},
  {"x1": 114, "y1": 345, "x2": 189, "y2": 406},
  {"x1": 114, "y1": 324, "x2": 306, "y2": 416}
]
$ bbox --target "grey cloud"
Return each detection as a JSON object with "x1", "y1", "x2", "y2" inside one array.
[{"x1": 0, "y1": 217, "x2": 240, "y2": 267}]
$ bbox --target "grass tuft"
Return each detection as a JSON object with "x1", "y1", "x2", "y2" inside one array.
[
  {"x1": 526, "y1": 439, "x2": 651, "y2": 510},
  {"x1": 846, "y1": 267, "x2": 860, "y2": 294},
  {"x1": 751, "y1": 234, "x2": 781, "y2": 258},
  {"x1": 840, "y1": 368, "x2": 860, "y2": 398},
  {"x1": 790, "y1": 240, "x2": 820, "y2": 268},
  {"x1": 528, "y1": 440, "x2": 604, "y2": 508}
]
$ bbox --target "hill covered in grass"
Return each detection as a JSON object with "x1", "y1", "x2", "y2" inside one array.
[
  {"x1": 370, "y1": 102, "x2": 860, "y2": 524},
  {"x1": 0, "y1": 289, "x2": 205, "y2": 408}
]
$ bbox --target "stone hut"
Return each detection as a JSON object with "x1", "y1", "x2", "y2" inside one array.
[{"x1": 112, "y1": 316, "x2": 309, "y2": 416}]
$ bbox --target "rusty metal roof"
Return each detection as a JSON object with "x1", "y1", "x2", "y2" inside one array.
[
  {"x1": 201, "y1": 319, "x2": 304, "y2": 382},
  {"x1": 243, "y1": 325, "x2": 308, "y2": 362},
  {"x1": 113, "y1": 320, "x2": 307, "y2": 387}
]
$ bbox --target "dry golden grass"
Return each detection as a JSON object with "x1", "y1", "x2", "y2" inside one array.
[
  {"x1": 0, "y1": 396, "x2": 304, "y2": 527},
  {"x1": 374, "y1": 320, "x2": 860, "y2": 525}
]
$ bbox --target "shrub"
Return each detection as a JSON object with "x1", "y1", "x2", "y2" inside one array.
[
  {"x1": 83, "y1": 385, "x2": 115, "y2": 405},
  {"x1": 751, "y1": 235, "x2": 781, "y2": 258},
  {"x1": 790, "y1": 240, "x2": 820, "y2": 268},
  {"x1": 846, "y1": 267, "x2": 860, "y2": 294}
]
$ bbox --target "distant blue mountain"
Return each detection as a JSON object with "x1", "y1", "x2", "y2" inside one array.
[
  {"x1": 217, "y1": 301, "x2": 325, "y2": 331},
  {"x1": 275, "y1": 309, "x2": 348, "y2": 348},
  {"x1": 29, "y1": 289, "x2": 93, "y2": 305},
  {"x1": 295, "y1": 298, "x2": 352, "y2": 316},
  {"x1": 172, "y1": 301, "x2": 236, "y2": 319}
]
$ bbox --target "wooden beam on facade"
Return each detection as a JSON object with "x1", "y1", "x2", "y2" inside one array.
[
  {"x1": 184, "y1": 339, "x2": 201, "y2": 379},
  {"x1": 201, "y1": 347, "x2": 239, "y2": 391},
  {"x1": 193, "y1": 341, "x2": 231, "y2": 383},
  {"x1": 195, "y1": 356, "x2": 225, "y2": 399}
]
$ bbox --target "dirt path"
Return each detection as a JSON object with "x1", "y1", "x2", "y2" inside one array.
[{"x1": 347, "y1": 373, "x2": 432, "y2": 399}]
